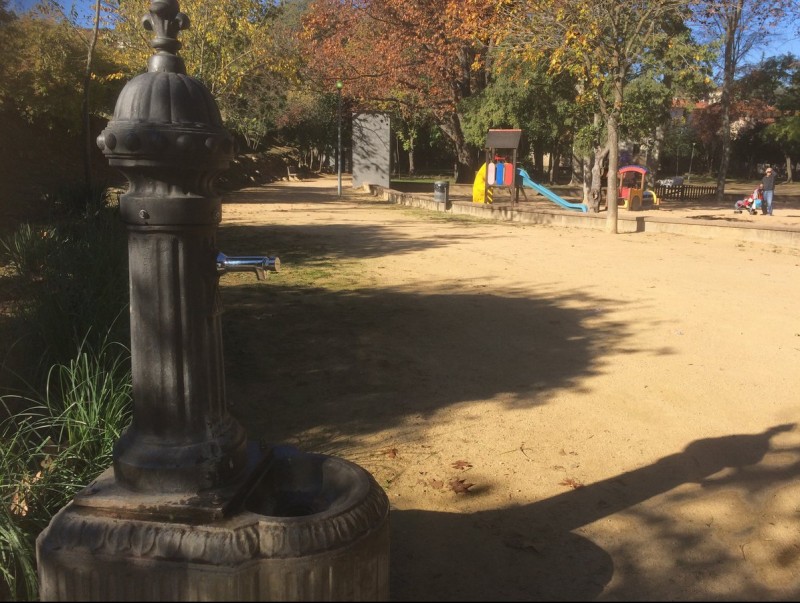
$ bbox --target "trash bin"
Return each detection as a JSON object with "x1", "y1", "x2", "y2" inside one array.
[{"x1": 434, "y1": 180, "x2": 449, "y2": 209}]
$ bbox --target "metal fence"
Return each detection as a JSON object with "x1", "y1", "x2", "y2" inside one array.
[{"x1": 654, "y1": 184, "x2": 717, "y2": 201}]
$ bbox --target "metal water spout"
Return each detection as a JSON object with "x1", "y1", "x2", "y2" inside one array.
[{"x1": 217, "y1": 252, "x2": 280, "y2": 281}]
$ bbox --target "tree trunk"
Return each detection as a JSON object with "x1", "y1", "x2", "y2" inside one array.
[
  {"x1": 439, "y1": 112, "x2": 478, "y2": 184},
  {"x1": 589, "y1": 145, "x2": 608, "y2": 213},
  {"x1": 569, "y1": 149, "x2": 582, "y2": 187},
  {"x1": 580, "y1": 153, "x2": 591, "y2": 204},
  {"x1": 650, "y1": 124, "x2": 665, "y2": 181},
  {"x1": 81, "y1": 0, "x2": 102, "y2": 197},
  {"x1": 603, "y1": 65, "x2": 631, "y2": 234},
  {"x1": 408, "y1": 133, "x2": 416, "y2": 176},
  {"x1": 605, "y1": 115, "x2": 619, "y2": 233},
  {"x1": 439, "y1": 43, "x2": 484, "y2": 184},
  {"x1": 715, "y1": 1, "x2": 743, "y2": 203},
  {"x1": 785, "y1": 155, "x2": 793, "y2": 183},
  {"x1": 549, "y1": 151, "x2": 559, "y2": 184},
  {"x1": 589, "y1": 156, "x2": 601, "y2": 211},
  {"x1": 586, "y1": 112, "x2": 607, "y2": 212},
  {"x1": 533, "y1": 149, "x2": 544, "y2": 180}
]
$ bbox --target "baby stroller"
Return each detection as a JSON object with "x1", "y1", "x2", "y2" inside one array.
[{"x1": 734, "y1": 190, "x2": 762, "y2": 215}]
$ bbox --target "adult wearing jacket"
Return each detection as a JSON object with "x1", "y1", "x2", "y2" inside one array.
[{"x1": 761, "y1": 167, "x2": 777, "y2": 215}]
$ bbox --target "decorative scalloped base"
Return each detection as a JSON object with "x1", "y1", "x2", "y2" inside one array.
[{"x1": 37, "y1": 453, "x2": 390, "y2": 601}]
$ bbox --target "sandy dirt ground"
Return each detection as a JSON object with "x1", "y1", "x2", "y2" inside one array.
[{"x1": 217, "y1": 175, "x2": 800, "y2": 601}]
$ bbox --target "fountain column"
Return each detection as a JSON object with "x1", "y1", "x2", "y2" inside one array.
[{"x1": 36, "y1": 2, "x2": 389, "y2": 599}]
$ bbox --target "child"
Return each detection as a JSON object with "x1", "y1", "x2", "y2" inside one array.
[{"x1": 734, "y1": 183, "x2": 764, "y2": 214}]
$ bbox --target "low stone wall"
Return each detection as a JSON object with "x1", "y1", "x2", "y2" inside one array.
[
  {"x1": 380, "y1": 188, "x2": 643, "y2": 233},
  {"x1": 378, "y1": 187, "x2": 800, "y2": 249}
]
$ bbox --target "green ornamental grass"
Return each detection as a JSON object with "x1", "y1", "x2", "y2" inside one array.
[
  {"x1": 0, "y1": 337, "x2": 132, "y2": 601},
  {"x1": 0, "y1": 186, "x2": 132, "y2": 601}
]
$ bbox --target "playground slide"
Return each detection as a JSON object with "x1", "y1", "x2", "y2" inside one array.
[
  {"x1": 472, "y1": 163, "x2": 493, "y2": 203},
  {"x1": 517, "y1": 168, "x2": 588, "y2": 212}
]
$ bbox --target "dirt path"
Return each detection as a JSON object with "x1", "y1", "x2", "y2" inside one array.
[{"x1": 218, "y1": 175, "x2": 800, "y2": 601}]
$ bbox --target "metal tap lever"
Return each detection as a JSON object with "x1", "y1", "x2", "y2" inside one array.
[{"x1": 216, "y1": 252, "x2": 280, "y2": 281}]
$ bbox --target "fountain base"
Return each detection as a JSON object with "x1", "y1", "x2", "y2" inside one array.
[{"x1": 37, "y1": 446, "x2": 390, "y2": 601}]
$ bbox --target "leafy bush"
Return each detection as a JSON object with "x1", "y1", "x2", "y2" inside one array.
[
  {"x1": 0, "y1": 223, "x2": 56, "y2": 282},
  {"x1": 0, "y1": 184, "x2": 133, "y2": 601},
  {"x1": 0, "y1": 338, "x2": 132, "y2": 601},
  {"x1": 0, "y1": 188, "x2": 129, "y2": 385}
]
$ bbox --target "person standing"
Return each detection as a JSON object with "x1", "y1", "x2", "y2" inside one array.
[{"x1": 761, "y1": 166, "x2": 777, "y2": 215}]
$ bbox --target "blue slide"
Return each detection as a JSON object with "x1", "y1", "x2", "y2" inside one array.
[{"x1": 517, "y1": 168, "x2": 588, "y2": 212}]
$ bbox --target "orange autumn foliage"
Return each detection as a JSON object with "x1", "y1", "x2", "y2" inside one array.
[{"x1": 300, "y1": 0, "x2": 499, "y2": 117}]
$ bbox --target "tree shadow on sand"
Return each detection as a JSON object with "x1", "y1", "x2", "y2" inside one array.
[
  {"x1": 390, "y1": 424, "x2": 799, "y2": 601},
  {"x1": 220, "y1": 283, "x2": 658, "y2": 442},
  {"x1": 214, "y1": 201, "x2": 800, "y2": 600}
]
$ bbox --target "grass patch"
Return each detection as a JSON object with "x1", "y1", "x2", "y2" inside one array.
[
  {"x1": 0, "y1": 337, "x2": 132, "y2": 600},
  {"x1": 390, "y1": 176, "x2": 454, "y2": 184}
]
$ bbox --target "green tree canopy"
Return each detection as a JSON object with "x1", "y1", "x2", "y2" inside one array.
[
  {"x1": 493, "y1": 0, "x2": 699, "y2": 230},
  {"x1": 107, "y1": 0, "x2": 301, "y2": 149}
]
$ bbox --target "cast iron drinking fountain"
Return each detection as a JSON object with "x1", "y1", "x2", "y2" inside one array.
[{"x1": 36, "y1": 1, "x2": 390, "y2": 599}]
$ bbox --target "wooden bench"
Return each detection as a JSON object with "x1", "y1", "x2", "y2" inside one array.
[{"x1": 287, "y1": 166, "x2": 300, "y2": 181}]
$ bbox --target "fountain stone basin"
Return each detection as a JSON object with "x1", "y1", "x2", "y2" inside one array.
[
  {"x1": 37, "y1": 445, "x2": 390, "y2": 601},
  {"x1": 244, "y1": 445, "x2": 370, "y2": 517}
]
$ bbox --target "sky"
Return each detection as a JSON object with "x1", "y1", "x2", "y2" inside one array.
[{"x1": 8, "y1": 0, "x2": 800, "y2": 63}]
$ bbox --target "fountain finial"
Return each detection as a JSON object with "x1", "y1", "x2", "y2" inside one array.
[{"x1": 141, "y1": 0, "x2": 190, "y2": 73}]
